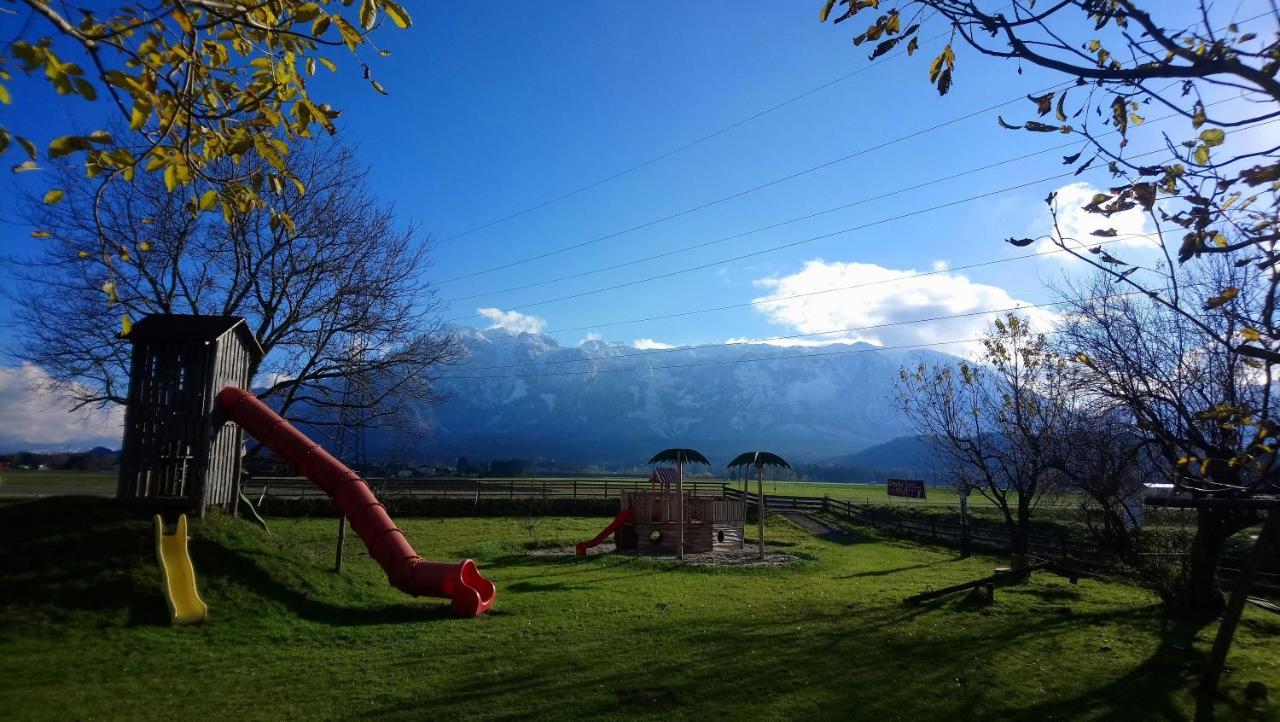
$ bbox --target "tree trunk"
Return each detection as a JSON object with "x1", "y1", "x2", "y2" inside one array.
[
  {"x1": 1195, "y1": 511, "x2": 1277, "y2": 722},
  {"x1": 1181, "y1": 508, "x2": 1229, "y2": 616}
]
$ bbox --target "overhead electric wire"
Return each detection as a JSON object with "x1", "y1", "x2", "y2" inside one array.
[
  {"x1": 437, "y1": 10, "x2": 1274, "y2": 283},
  {"x1": 436, "y1": 24, "x2": 965, "y2": 244},
  {"x1": 442, "y1": 157, "x2": 1140, "y2": 323},
  {"x1": 437, "y1": 79, "x2": 1075, "y2": 285},
  {"x1": 442, "y1": 142, "x2": 1076, "y2": 304},
  {"x1": 451, "y1": 283, "x2": 1190, "y2": 375},
  {"x1": 445, "y1": 109, "x2": 1278, "y2": 325},
  {"x1": 462, "y1": 297, "x2": 1065, "y2": 372},
  {"x1": 469, "y1": 233, "x2": 1154, "y2": 343},
  {"x1": 446, "y1": 96, "x2": 1244, "y2": 306}
]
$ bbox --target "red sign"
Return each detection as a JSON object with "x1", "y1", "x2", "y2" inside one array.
[{"x1": 887, "y1": 478, "x2": 927, "y2": 499}]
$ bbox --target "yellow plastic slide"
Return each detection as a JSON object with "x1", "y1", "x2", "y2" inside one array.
[{"x1": 154, "y1": 514, "x2": 208, "y2": 624}]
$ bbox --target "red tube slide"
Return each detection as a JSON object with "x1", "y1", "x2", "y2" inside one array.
[
  {"x1": 575, "y1": 507, "x2": 633, "y2": 556},
  {"x1": 215, "y1": 387, "x2": 495, "y2": 617}
]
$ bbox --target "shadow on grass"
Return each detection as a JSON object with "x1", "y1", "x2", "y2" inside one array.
[
  {"x1": 190, "y1": 538, "x2": 456, "y2": 625},
  {"x1": 356, "y1": 598, "x2": 1219, "y2": 721},
  {"x1": 837, "y1": 558, "x2": 957, "y2": 579},
  {"x1": 0, "y1": 496, "x2": 171, "y2": 627},
  {"x1": 0, "y1": 497, "x2": 458, "y2": 628}
]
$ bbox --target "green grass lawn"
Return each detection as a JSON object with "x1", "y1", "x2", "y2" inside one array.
[
  {"x1": 1, "y1": 469, "x2": 114, "y2": 488},
  {"x1": 1, "y1": 498, "x2": 1276, "y2": 721}
]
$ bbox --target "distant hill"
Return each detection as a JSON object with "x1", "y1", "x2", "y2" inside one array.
[{"x1": 807, "y1": 435, "x2": 944, "y2": 483}]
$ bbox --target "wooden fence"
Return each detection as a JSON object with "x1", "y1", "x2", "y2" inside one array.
[
  {"x1": 721, "y1": 488, "x2": 1279, "y2": 596},
  {"x1": 244, "y1": 476, "x2": 731, "y2": 502}
]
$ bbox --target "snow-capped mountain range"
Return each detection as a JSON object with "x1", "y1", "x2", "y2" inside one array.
[{"x1": 409, "y1": 327, "x2": 961, "y2": 466}]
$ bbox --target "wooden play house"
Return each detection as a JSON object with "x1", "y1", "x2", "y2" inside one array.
[
  {"x1": 613, "y1": 467, "x2": 746, "y2": 554},
  {"x1": 117, "y1": 314, "x2": 263, "y2": 512}
]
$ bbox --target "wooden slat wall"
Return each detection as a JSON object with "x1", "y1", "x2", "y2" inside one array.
[
  {"x1": 623, "y1": 491, "x2": 745, "y2": 525},
  {"x1": 117, "y1": 324, "x2": 257, "y2": 513}
]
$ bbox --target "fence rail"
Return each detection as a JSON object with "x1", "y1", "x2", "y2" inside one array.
[{"x1": 243, "y1": 476, "x2": 731, "y2": 502}]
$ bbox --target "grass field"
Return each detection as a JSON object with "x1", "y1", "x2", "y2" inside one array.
[
  {"x1": 1, "y1": 469, "x2": 115, "y2": 488},
  {"x1": 1, "y1": 497, "x2": 1276, "y2": 720}
]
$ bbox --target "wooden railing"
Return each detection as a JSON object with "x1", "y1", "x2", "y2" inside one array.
[{"x1": 243, "y1": 476, "x2": 731, "y2": 502}]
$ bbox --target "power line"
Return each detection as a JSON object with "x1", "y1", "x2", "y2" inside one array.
[
  {"x1": 451, "y1": 283, "x2": 1187, "y2": 375},
  {"x1": 461, "y1": 296, "x2": 1065, "y2": 372},
  {"x1": 441, "y1": 141, "x2": 1077, "y2": 304},
  {"x1": 437, "y1": 80, "x2": 1075, "y2": 285},
  {"x1": 436, "y1": 27, "x2": 959, "y2": 244},
  {"x1": 471, "y1": 233, "x2": 1152, "y2": 343},
  {"x1": 446, "y1": 97, "x2": 1246, "y2": 306},
  {"x1": 436, "y1": 9, "x2": 1273, "y2": 283},
  {"x1": 442, "y1": 160, "x2": 1136, "y2": 323},
  {"x1": 446, "y1": 106, "x2": 1279, "y2": 325}
]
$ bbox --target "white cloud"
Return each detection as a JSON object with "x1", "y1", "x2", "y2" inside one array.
[
  {"x1": 1033, "y1": 181, "x2": 1162, "y2": 260},
  {"x1": 931, "y1": 260, "x2": 950, "y2": 272},
  {"x1": 0, "y1": 364, "x2": 124, "y2": 450},
  {"x1": 633, "y1": 338, "x2": 675, "y2": 350},
  {"x1": 750, "y1": 259, "x2": 1057, "y2": 356},
  {"x1": 580, "y1": 332, "x2": 604, "y2": 345},
  {"x1": 476, "y1": 307, "x2": 546, "y2": 334}
]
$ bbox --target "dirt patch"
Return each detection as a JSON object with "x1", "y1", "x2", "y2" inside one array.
[{"x1": 527, "y1": 544, "x2": 802, "y2": 567}]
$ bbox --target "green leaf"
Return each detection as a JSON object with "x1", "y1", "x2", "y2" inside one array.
[
  {"x1": 48, "y1": 135, "x2": 92, "y2": 158},
  {"x1": 0, "y1": 83, "x2": 9, "y2": 105},
  {"x1": 1194, "y1": 145, "x2": 1210, "y2": 165},
  {"x1": 199, "y1": 189, "x2": 218, "y2": 211},
  {"x1": 1199, "y1": 128, "x2": 1225, "y2": 147},
  {"x1": 819, "y1": 0, "x2": 837, "y2": 22},
  {"x1": 43, "y1": 189, "x2": 64, "y2": 204},
  {"x1": 359, "y1": 0, "x2": 378, "y2": 31}
]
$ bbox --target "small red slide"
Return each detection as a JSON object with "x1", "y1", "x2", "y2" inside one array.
[
  {"x1": 575, "y1": 508, "x2": 633, "y2": 556},
  {"x1": 216, "y1": 387, "x2": 495, "y2": 617}
]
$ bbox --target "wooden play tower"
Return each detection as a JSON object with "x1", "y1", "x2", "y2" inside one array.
[
  {"x1": 613, "y1": 467, "x2": 746, "y2": 554},
  {"x1": 117, "y1": 314, "x2": 263, "y2": 511}
]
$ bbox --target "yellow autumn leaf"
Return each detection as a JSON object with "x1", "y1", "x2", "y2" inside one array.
[
  {"x1": 31, "y1": 230, "x2": 52, "y2": 238},
  {"x1": 43, "y1": 189, "x2": 64, "y2": 204},
  {"x1": 121, "y1": 314, "x2": 133, "y2": 336}
]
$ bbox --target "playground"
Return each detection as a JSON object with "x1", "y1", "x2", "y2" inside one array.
[
  {"x1": 1, "y1": 313, "x2": 1275, "y2": 720},
  {"x1": 4, "y1": 497, "x2": 1279, "y2": 720}
]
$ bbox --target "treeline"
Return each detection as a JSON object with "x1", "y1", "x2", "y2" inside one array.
[{"x1": 1, "y1": 448, "x2": 119, "y2": 471}]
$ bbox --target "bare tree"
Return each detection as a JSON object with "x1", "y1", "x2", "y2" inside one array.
[
  {"x1": 8, "y1": 139, "x2": 462, "y2": 437},
  {"x1": 1053, "y1": 261, "x2": 1276, "y2": 613},
  {"x1": 1054, "y1": 403, "x2": 1147, "y2": 554},
  {"x1": 898, "y1": 314, "x2": 1071, "y2": 564}
]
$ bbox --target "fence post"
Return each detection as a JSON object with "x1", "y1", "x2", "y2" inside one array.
[
  {"x1": 822, "y1": 495, "x2": 830, "y2": 512},
  {"x1": 509, "y1": 479, "x2": 514, "y2": 499}
]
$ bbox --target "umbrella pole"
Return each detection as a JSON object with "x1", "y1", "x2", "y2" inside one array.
[
  {"x1": 677, "y1": 457, "x2": 685, "y2": 560},
  {"x1": 757, "y1": 463, "x2": 765, "y2": 560}
]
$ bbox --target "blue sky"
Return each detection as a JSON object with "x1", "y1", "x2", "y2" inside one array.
[{"x1": 1, "y1": 1, "x2": 1277, "y2": 446}]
